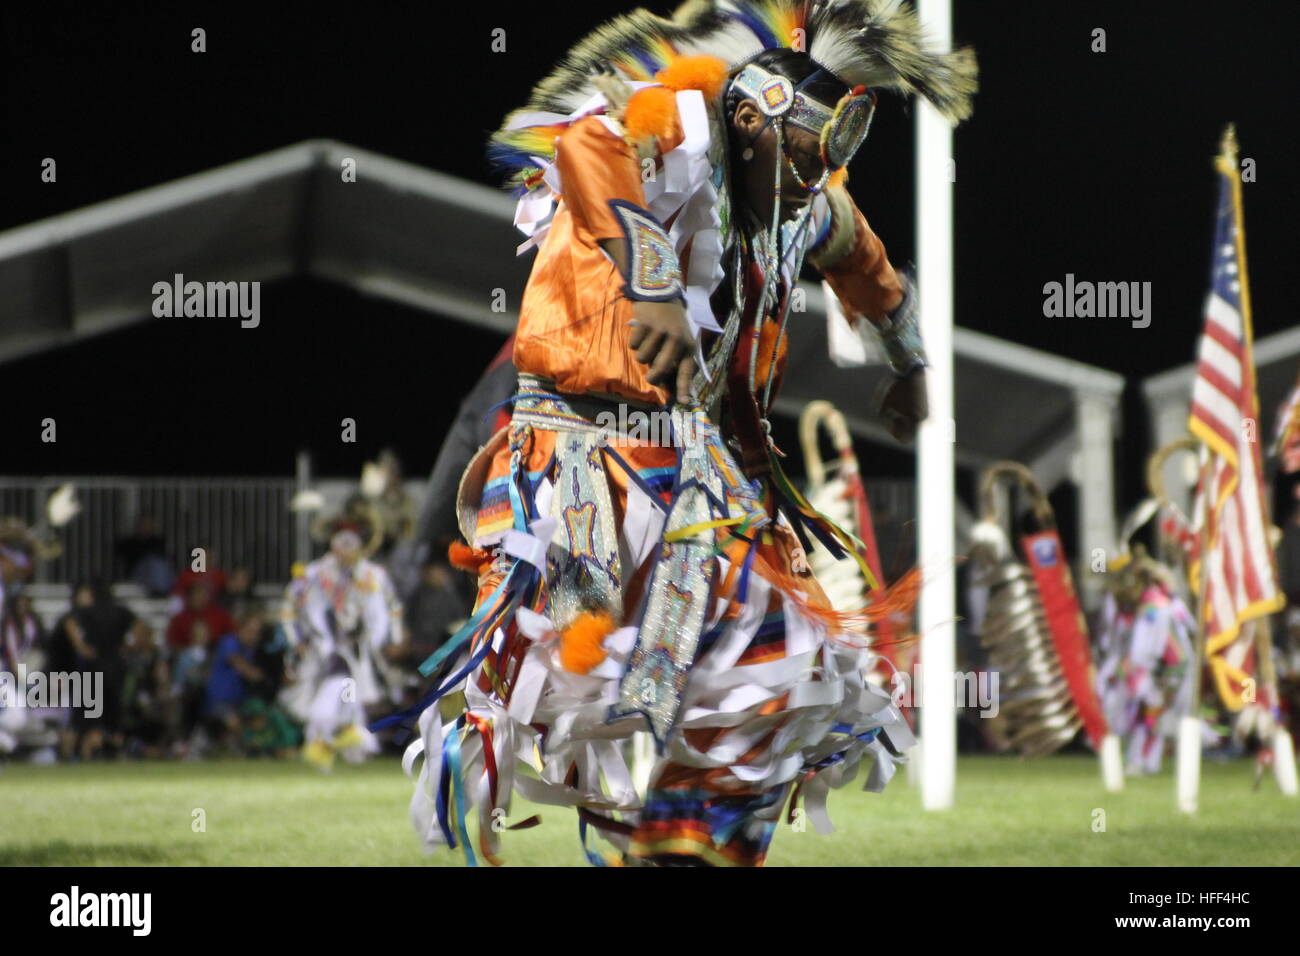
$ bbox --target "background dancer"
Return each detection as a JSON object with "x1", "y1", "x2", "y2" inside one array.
[{"x1": 283, "y1": 516, "x2": 405, "y2": 770}]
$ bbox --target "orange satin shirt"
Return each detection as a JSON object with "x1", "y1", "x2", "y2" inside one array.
[{"x1": 513, "y1": 112, "x2": 903, "y2": 406}]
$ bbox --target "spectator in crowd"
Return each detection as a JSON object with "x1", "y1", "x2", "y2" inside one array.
[
  {"x1": 166, "y1": 581, "x2": 234, "y2": 650},
  {"x1": 119, "y1": 623, "x2": 170, "y2": 758},
  {"x1": 248, "y1": 614, "x2": 290, "y2": 704},
  {"x1": 376, "y1": 451, "x2": 416, "y2": 547},
  {"x1": 44, "y1": 582, "x2": 94, "y2": 674},
  {"x1": 400, "y1": 556, "x2": 468, "y2": 669},
  {"x1": 239, "y1": 697, "x2": 301, "y2": 758},
  {"x1": 237, "y1": 610, "x2": 300, "y2": 758},
  {"x1": 114, "y1": 514, "x2": 174, "y2": 597},
  {"x1": 169, "y1": 556, "x2": 228, "y2": 617},
  {"x1": 204, "y1": 611, "x2": 267, "y2": 751},
  {"x1": 218, "y1": 563, "x2": 256, "y2": 618},
  {"x1": 44, "y1": 582, "x2": 95, "y2": 759},
  {"x1": 170, "y1": 619, "x2": 211, "y2": 756},
  {"x1": 67, "y1": 580, "x2": 147, "y2": 760}
]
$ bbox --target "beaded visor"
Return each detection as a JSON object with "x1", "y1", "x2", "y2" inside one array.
[{"x1": 728, "y1": 63, "x2": 875, "y2": 174}]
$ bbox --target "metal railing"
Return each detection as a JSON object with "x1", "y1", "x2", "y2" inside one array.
[
  {"x1": 0, "y1": 475, "x2": 916, "y2": 590},
  {"x1": 0, "y1": 477, "x2": 299, "y2": 587}
]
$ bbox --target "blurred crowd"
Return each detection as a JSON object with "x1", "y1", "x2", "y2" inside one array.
[{"x1": 0, "y1": 475, "x2": 472, "y2": 765}]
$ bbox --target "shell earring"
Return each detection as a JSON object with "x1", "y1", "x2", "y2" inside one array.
[{"x1": 741, "y1": 147, "x2": 754, "y2": 162}]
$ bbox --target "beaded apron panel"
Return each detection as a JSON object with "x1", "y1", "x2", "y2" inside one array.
[{"x1": 547, "y1": 429, "x2": 622, "y2": 630}]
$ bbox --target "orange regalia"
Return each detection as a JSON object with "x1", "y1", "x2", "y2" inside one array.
[{"x1": 379, "y1": 0, "x2": 976, "y2": 866}]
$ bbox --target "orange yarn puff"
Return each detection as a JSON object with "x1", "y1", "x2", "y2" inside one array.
[
  {"x1": 624, "y1": 85, "x2": 679, "y2": 145},
  {"x1": 559, "y1": 610, "x2": 615, "y2": 674},
  {"x1": 655, "y1": 54, "x2": 728, "y2": 99},
  {"x1": 448, "y1": 540, "x2": 492, "y2": 575}
]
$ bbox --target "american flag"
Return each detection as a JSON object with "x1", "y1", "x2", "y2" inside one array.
[{"x1": 1187, "y1": 131, "x2": 1284, "y2": 712}]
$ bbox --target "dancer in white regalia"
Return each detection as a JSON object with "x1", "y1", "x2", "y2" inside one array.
[{"x1": 281, "y1": 514, "x2": 404, "y2": 770}]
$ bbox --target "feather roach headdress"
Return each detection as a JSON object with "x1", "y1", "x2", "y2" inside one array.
[{"x1": 489, "y1": 0, "x2": 977, "y2": 193}]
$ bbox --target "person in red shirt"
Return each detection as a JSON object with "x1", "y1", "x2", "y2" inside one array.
[
  {"x1": 166, "y1": 582, "x2": 234, "y2": 649},
  {"x1": 171, "y1": 566, "x2": 227, "y2": 604}
]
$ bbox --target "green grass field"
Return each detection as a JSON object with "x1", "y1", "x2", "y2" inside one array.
[{"x1": 1, "y1": 755, "x2": 1296, "y2": 866}]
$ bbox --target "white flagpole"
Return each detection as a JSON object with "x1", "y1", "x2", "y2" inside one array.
[
  {"x1": 1100, "y1": 733, "x2": 1125, "y2": 792},
  {"x1": 1274, "y1": 725, "x2": 1300, "y2": 796},
  {"x1": 1176, "y1": 712, "x2": 1202, "y2": 813},
  {"x1": 1180, "y1": 457, "x2": 1211, "y2": 814},
  {"x1": 1257, "y1": 616, "x2": 1299, "y2": 796},
  {"x1": 917, "y1": 0, "x2": 956, "y2": 811}
]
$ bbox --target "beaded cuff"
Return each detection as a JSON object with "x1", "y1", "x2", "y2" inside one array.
[
  {"x1": 878, "y1": 274, "x2": 926, "y2": 376},
  {"x1": 607, "y1": 199, "x2": 685, "y2": 303}
]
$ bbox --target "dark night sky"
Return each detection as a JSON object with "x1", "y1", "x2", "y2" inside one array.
[{"x1": 2, "y1": 0, "x2": 1298, "y2": 506}]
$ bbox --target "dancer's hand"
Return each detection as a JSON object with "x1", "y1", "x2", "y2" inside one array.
[
  {"x1": 628, "y1": 300, "x2": 698, "y2": 405},
  {"x1": 601, "y1": 236, "x2": 698, "y2": 405},
  {"x1": 879, "y1": 367, "x2": 929, "y2": 442}
]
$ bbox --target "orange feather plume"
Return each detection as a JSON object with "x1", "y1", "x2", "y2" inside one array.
[
  {"x1": 624, "y1": 85, "x2": 679, "y2": 146},
  {"x1": 655, "y1": 54, "x2": 728, "y2": 99}
]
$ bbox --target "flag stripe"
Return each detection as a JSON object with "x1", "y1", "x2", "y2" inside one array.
[
  {"x1": 1206, "y1": 290, "x2": 1242, "y2": 338},
  {"x1": 1198, "y1": 333, "x2": 1242, "y2": 392}
]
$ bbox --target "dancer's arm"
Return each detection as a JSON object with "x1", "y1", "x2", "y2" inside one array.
[
  {"x1": 811, "y1": 185, "x2": 905, "y2": 322},
  {"x1": 811, "y1": 186, "x2": 928, "y2": 441},
  {"x1": 554, "y1": 116, "x2": 697, "y2": 404}
]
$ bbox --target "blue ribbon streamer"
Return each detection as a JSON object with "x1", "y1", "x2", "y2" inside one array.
[
  {"x1": 445, "y1": 721, "x2": 477, "y2": 867},
  {"x1": 598, "y1": 443, "x2": 670, "y2": 515},
  {"x1": 436, "y1": 743, "x2": 456, "y2": 849},
  {"x1": 578, "y1": 817, "x2": 613, "y2": 867},
  {"x1": 735, "y1": 535, "x2": 759, "y2": 606}
]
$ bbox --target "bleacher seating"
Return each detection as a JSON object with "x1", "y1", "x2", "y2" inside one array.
[{"x1": 24, "y1": 582, "x2": 288, "y2": 645}]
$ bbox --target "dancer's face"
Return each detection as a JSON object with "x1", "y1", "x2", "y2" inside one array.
[
  {"x1": 331, "y1": 530, "x2": 362, "y2": 567},
  {"x1": 731, "y1": 99, "x2": 826, "y2": 224}
]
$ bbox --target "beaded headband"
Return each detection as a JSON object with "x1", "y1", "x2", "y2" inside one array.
[
  {"x1": 728, "y1": 62, "x2": 876, "y2": 176},
  {"x1": 729, "y1": 63, "x2": 833, "y2": 137}
]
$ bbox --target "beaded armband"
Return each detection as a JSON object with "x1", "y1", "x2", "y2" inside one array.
[
  {"x1": 878, "y1": 274, "x2": 926, "y2": 376},
  {"x1": 607, "y1": 199, "x2": 685, "y2": 303}
]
